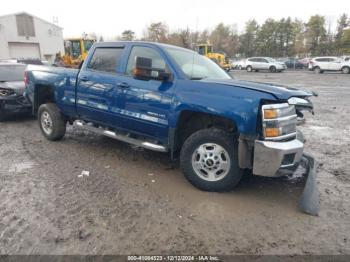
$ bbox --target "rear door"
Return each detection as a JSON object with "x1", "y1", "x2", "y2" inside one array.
[
  {"x1": 328, "y1": 57, "x2": 342, "y2": 70},
  {"x1": 76, "y1": 45, "x2": 126, "y2": 126}
]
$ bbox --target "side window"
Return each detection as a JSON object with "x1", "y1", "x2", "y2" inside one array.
[
  {"x1": 261, "y1": 59, "x2": 268, "y2": 63},
  {"x1": 126, "y1": 46, "x2": 166, "y2": 76},
  {"x1": 87, "y1": 47, "x2": 124, "y2": 73}
]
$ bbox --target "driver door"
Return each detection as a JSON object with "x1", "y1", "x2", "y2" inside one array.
[{"x1": 115, "y1": 45, "x2": 175, "y2": 142}]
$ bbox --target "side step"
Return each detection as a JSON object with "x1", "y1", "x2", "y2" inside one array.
[{"x1": 74, "y1": 120, "x2": 168, "y2": 152}]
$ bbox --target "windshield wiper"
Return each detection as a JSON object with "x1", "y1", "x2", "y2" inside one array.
[{"x1": 190, "y1": 76, "x2": 207, "y2": 80}]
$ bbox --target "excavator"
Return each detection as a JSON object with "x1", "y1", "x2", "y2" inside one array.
[
  {"x1": 54, "y1": 37, "x2": 96, "y2": 68},
  {"x1": 197, "y1": 44, "x2": 232, "y2": 71}
]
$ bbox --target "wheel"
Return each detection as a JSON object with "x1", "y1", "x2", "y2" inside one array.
[
  {"x1": 269, "y1": 66, "x2": 277, "y2": 73},
  {"x1": 246, "y1": 66, "x2": 252, "y2": 72},
  {"x1": 341, "y1": 66, "x2": 350, "y2": 74},
  {"x1": 314, "y1": 66, "x2": 322, "y2": 74},
  {"x1": 180, "y1": 128, "x2": 243, "y2": 192},
  {"x1": 38, "y1": 103, "x2": 66, "y2": 141},
  {"x1": 238, "y1": 65, "x2": 242, "y2": 70}
]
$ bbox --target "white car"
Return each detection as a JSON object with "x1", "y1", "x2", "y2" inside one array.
[
  {"x1": 308, "y1": 57, "x2": 350, "y2": 74},
  {"x1": 245, "y1": 57, "x2": 286, "y2": 73}
]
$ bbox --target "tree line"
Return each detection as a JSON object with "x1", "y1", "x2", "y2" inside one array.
[{"x1": 114, "y1": 14, "x2": 350, "y2": 58}]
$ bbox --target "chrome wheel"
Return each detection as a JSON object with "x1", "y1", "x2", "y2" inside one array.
[
  {"x1": 191, "y1": 143, "x2": 231, "y2": 182},
  {"x1": 41, "y1": 111, "x2": 53, "y2": 135}
]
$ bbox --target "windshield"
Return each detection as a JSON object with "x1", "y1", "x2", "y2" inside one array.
[
  {"x1": 266, "y1": 57, "x2": 277, "y2": 63},
  {"x1": 0, "y1": 64, "x2": 26, "y2": 82},
  {"x1": 165, "y1": 47, "x2": 231, "y2": 80}
]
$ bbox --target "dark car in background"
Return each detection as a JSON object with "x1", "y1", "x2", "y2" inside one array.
[
  {"x1": 0, "y1": 58, "x2": 46, "y2": 65},
  {"x1": 0, "y1": 63, "x2": 31, "y2": 120},
  {"x1": 277, "y1": 58, "x2": 305, "y2": 69}
]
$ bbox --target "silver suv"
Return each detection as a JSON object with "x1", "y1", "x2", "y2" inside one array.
[
  {"x1": 245, "y1": 57, "x2": 286, "y2": 73},
  {"x1": 308, "y1": 57, "x2": 350, "y2": 74}
]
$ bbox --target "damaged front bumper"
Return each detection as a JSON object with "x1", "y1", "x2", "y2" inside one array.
[
  {"x1": 253, "y1": 138, "x2": 304, "y2": 177},
  {"x1": 251, "y1": 133, "x2": 319, "y2": 216}
]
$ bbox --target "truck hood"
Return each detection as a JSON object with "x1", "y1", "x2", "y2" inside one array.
[{"x1": 202, "y1": 79, "x2": 314, "y2": 100}]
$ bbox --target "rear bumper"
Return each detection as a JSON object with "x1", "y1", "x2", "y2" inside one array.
[{"x1": 253, "y1": 138, "x2": 304, "y2": 177}]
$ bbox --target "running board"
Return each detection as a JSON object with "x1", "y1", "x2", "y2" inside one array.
[{"x1": 74, "y1": 120, "x2": 168, "y2": 152}]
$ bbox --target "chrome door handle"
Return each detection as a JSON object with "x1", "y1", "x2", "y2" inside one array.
[{"x1": 117, "y1": 82, "x2": 130, "y2": 88}]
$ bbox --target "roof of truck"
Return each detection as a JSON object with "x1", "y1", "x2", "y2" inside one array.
[{"x1": 94, "y1": 41, "x2": 192, "y2": 51}]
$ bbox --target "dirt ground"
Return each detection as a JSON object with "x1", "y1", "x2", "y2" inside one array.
[{"x1": 0, "y1": 70, "x2": 349, "y2": 255}]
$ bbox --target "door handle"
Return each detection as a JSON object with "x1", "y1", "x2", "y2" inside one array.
[
  {"x1": 80, "y1": 76, "x2": 89, "y2": 82},
  {"x1": 117, "y1": 82, "x2": 130, "y2": 88}
]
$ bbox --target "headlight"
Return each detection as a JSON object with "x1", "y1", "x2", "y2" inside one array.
[
  {"x1": 262, "y1": 103, "x2": 297, "y2": 140},
  {"x1": 0, "y1": 88, "x2": 15, "y2": 96}
]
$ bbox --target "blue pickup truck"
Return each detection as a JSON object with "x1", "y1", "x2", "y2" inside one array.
[{"x1": 24, "y1": 41, "x2": 315, "y2": 192}]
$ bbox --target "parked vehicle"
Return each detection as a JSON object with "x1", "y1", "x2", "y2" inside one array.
[
  {"x1": 308, "y1": 57, "x2": 350, "y2": 74},
  {"x1": 0, "y1": 58, "x2": 46, "y2": 65},
  {"x1": 231, "y1": 59, "x2": 246, "y2": 70},
  {"x1": 54, "y1": 37, "x2": 96, "y2": 68},
  {"x1": 197, "y1": 44, "x2": 231, "y2": 71},
  {"x1": 245, "y1": 57, "x2": 287, "y2": 72},
  {"x1": 0, "y1": 63, "x2": 31, "y2": 120},
  {"x1": 297, "y1": 58, "x2": 312, "y2": 69},
  {"x1": 277, "y1": 58, "x2": 304, "y2": 69},
  {"x1": 25, "y1": 41, "x2": 315, "y2": 192},
  {"x1": 341, "y1": 56, "x2": 350, "y2": 62}
]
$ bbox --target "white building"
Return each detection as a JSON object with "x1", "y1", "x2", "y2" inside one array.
[{"x1": 0, "y1": 12, "x2": 64, "y2": 63}]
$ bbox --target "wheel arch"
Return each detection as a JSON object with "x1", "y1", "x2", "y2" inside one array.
[
  {"x1": 170, "y1": 110, "x2": 240, "y2": 159},
  {"x1": 33, "y1": 84, "x2": 56, "y2": 114}
]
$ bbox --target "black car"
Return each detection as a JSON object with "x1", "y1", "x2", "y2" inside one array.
[
  {"x1": 277, "y1": 58, "x2": 305, "y2": 69},
  {"x1": 0, "y1": 63, "x2": 31, "y2": 120}
]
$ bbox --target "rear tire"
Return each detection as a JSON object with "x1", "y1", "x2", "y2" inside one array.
[
  {"x1": 341, "y1": 66, "x2": 350, "y2": 74},
  {"x1": 38, "y1": 103, "x2": 66, "y2": 141},
  {"x1": 269, "y1": 66, "x2": 277, "y2": 73},
  {"x1": 246, "y1": 66, "x2": 253, "y2": 72},
  {"x1": 180, "y1": 128, "x2": 243, "y2": 192}
]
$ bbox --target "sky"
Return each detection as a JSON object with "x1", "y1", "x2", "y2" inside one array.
[{"x1": 0, "y1": 0, "x2": 348, "y2": 38}]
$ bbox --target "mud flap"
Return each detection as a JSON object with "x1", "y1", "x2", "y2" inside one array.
[{"x1": 298, "y1": 153, "x2": 320, "y2": 216}]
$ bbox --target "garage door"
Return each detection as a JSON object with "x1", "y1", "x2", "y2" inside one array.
[{"x1": 8, "y1": 42, "x2": 41, "y2": 59}]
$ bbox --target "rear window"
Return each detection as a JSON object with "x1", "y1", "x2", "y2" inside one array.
[
  {"x1": 0, "y1": 64, "x2": 26, "y2": 81},
  {"x1": 87, "y1": 47, "x2": 124, "y2": 73}
]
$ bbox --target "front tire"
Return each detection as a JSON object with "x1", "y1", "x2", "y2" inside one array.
[
  {"x1": 314, "y1": 66, "x2": 323, "y2": 74},
  {"x1": 180, "y1": 128, "x2": 243, "y2": 192},
  {"x1": 38, "y1": 103, "x2": 66, "y2": 141},
  {"x1": 246, "y1": 66, "x2": 253, "y2": 72},
  {"x1": 341, "y1": 66, "x2": 350, "y2": 74}
]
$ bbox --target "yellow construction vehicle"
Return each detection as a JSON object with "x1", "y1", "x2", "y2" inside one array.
[
  {"x1": 197, "y1": 44, "x2": 232, "y2": 71},
  {"x1": 55, "y1": 37, "x2": 96, "y2": 68}
]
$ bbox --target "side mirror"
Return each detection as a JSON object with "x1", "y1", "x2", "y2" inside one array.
[{"x1": 133, "y1": 56, "x2": 172, "y2": 81}]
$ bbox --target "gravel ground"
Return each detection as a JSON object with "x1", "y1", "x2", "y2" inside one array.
[{"x1": 0, "y1": 70, "x2": 349, "y2": 255}]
